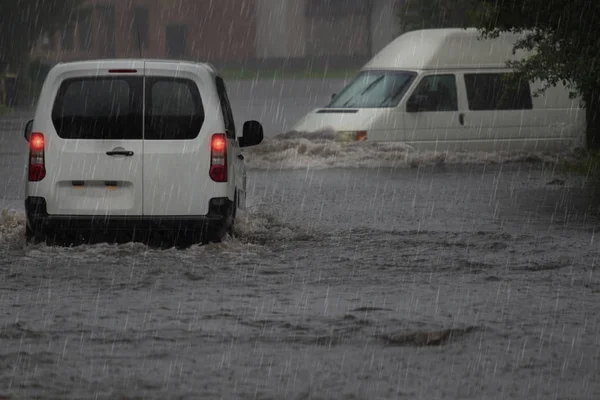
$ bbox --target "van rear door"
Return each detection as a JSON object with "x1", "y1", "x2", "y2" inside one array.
[
  {"x1": 142, "y1": 62, "x2": 217, "y2": 216},
  {"x1": 45, "y1": 62, "x2": 144, "y2": 216}
]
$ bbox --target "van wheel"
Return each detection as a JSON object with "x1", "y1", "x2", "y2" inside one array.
[
  {"x1": 25, "y1": 225, "x2": 45, "y2": 245},
  {"x1": 204, "y1": 225, "x2": 226, "y2": 245},
  {"x1": 197, "y1": 195, "x2": 237, "y2": 246},
  {"x1": 200, "y1": 226, "x2": 219, "y2": 246},
  {"x1": 202, "y1": 198, "x2": 236, "y2": 245},
  {"x1": 25, "y1": 225, "x2": 35, "y2": 244}
]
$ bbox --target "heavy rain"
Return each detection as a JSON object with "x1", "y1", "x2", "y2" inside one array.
[{"x1": 1, "y1": 0, "x2": 600, "y2": 399}]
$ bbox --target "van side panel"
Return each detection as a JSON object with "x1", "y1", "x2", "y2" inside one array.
[
  {"x1": 530, "y1": 80, "x2": 585, "y2": 147},
  {"x1": 214, "y1": 76, "x2": 244, "y2": 210},
  {"x1": 456, "y1": 71, "x2": 585, "y2": 152}
]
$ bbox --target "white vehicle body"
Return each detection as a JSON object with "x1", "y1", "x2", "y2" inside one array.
[
  {"x1": 292, "y1": 28, "x2": 585, "y2": 152},
  {"x1": 24, "y1": 59, "x2": 263, "y2": 244}
]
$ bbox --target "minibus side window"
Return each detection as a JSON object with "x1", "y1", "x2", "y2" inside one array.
[
  {"x1": 406, "y1": 75, "x2": 458, "y2": 112},
  {"x1": 464, "y1": 73, "x2": 533, "y2": 110}
]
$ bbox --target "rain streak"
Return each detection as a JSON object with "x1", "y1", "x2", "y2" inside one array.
[{"x1": 1, "y1": 1, "x2": 600, "y2": 399}]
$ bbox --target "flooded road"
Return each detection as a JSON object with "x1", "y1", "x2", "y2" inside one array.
[{"x1": 1, "y1": 80, "x2": 600, "y2": 399}]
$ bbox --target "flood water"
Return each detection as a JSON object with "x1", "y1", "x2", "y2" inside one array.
[{"x1": 1, "y1": 80, "x2": 600, "y2": 399}]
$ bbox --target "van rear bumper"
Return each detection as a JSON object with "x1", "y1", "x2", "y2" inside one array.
[{"x1": 25, "y1": 197, "x2": 233, "y2": 233}]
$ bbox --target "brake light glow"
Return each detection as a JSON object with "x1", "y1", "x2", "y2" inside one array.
[
  {"x1": 31, "y1": 133, "x2": 44, "y2": 151},
  {"x1": 334, "y1": 130, "x2": 368, "y2": 142},
  {"x1": 209, "y1": 133, "x2": 227, "y2": 182},
  {"x1": 28, "y1": 132, "x2": 46, "y2": 181},
  {"x1": 211, "y1": 135, "x2": 226, "y2": 152}
]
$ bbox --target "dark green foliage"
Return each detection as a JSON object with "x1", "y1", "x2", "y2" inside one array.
[{"x1": 473, "y1": 0, "x2": 600, "y2": 149}]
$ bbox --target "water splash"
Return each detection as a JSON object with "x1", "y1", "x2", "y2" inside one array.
[
  {"x1": 0, "y1": 207, "x2": 308, "y2": 253},
  {"x1": 0, "y1": 209, "x2": 25, "y2": 250},
  {"x1": 233, "y1": 207, "x2": 315, "y2": 243},
  {"x1": 243, "y1": 130, "x2": 578, "y2": 170}
]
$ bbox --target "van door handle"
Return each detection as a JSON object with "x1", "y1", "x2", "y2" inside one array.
[
  {"x1": 237, "y1": 154, "x2": 244, "y2": 160},
  {"x1": 459, "y1": 113, "x2": 465, "y2": 126},
  {"x1": 106, "y1": 150, "x2": 134, "y2": 156}
]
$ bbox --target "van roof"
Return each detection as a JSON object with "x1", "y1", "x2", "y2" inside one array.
[
  {"x1": 364, "y1": 28, "x2": 531, "y2": 71},
  {"x1": 50, "y1": 59, "x2": 218, "y2": 75}
]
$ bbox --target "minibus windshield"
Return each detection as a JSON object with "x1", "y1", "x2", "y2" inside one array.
[{"x1": 327, "y1": 70, "x2": 416, "y2": 108}]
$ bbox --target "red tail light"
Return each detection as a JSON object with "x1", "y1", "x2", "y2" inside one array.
[
  {"x1": 31, "y1": 133, "x2": 44, "y2": 151},
  {"x1": 28, "y1": 132, "x2": 46, "y2": 181},
  {"x1": 209, "y1": 133, "x2": 227, "y2": 182},
  {"x1": 211, "y1": 135, "x2": 226, "y2": 152}
]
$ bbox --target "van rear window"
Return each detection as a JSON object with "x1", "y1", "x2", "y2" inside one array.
[
  {"x1": 52, "y1": 77, "x2": 143, "y2": 140},
  {"x1": 145, "y1": 78, "x2": 204, "y2": 140}
]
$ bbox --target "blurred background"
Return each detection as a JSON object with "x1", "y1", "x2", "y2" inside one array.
[{"x1": 0, "y1": 0, "x2": 472, "y2": 108}]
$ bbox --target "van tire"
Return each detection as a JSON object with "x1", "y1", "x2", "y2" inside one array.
[
  {"x1": 202, "y1": 226, "x2": 222, "y2": 246},
  {"x1": 201, "y1": 194, "x2": 236, "y2": 245},
  {"x1": 25, "y1": 225, "x2": 45, "y2": 245},
  {"x1": 25, "y1": 225, "x2": 35, "y2": 244},
  {"x1": 227, "y1": 193, "x2": 238, "y2": 238},
  {"x1": 25, "y1": 225, "x2": 33, "y2": 243}
]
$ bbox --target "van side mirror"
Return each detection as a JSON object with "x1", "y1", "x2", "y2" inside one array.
[
  {"x1": 239, "y1": 120, "x2": 264, "y2": 148},
  {"x1": 24, "y1": 119, "x2": 33, "y2": 142}
]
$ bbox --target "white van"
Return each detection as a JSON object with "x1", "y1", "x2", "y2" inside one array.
[
  {"x1": 23, "y1": 59, "x2": 264, "y2": 245},
  {"x1": 292, "y1": 28, "x2": 585, "y2": 152}
]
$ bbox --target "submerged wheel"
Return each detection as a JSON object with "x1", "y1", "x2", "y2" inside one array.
[
  {"x1": 203, "y1": 194, "x2": 237, "y2": 245},
  {"x1": 227, "y1": 194, "x2": 238, "y2": 238},
  {"x1": 204, "y1": 224, "x2": 225, "y2": 245},
  {"x1": 25, "y1": 224, "x2": 34, "y2": 244},
  {"x1": 25, "y1": 224, "x2": 46, "y2": 245}
]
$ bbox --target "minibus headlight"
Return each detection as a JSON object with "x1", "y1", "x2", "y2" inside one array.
[{"x1": 334, "y1": 131, "x2": 367, "y2": 142}]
